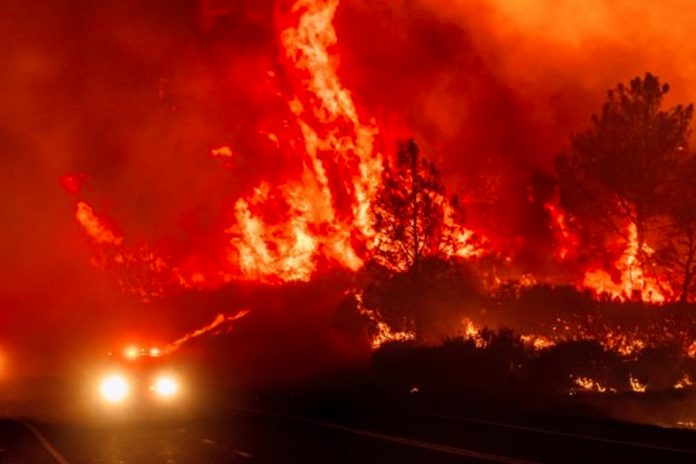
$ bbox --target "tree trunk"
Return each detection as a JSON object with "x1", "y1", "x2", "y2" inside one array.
[
  {"x1": 680, "y1": 233, "x2": 696, "y2": 304},
  {"x1": 410, "y1": 141, "x2": 420, "y2": 276},
  {"x1": 408, "y1": 141, "x2": 423, "y2": 339},
  {"x1": 680, "y1": 269, "x2": 693, "y2": 304},
  {"x1": 634, "y1": 210, "x2": 647, "y2": 294}
]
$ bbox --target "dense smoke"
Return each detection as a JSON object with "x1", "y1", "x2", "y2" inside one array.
[{"x1": 2, "y1": 0, "x2": 696, "y2": 377}]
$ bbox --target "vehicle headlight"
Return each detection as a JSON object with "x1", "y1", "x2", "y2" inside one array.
[
  {"x1": 100, "y1": 375, "x2": 129, "y2": 403},
  {"x1": 152, "y1": 376, "x2": 178, "y2": 398},
  {"x1": 124, "y1": 346, "x2": 140, "y2": 360}
]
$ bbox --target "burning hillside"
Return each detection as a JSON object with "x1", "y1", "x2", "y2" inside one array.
[
  {"x1": 11, "y1": 3, "x2": 696, "y2": 453},
  {"x1": 55, "y1": 0, "x2": 696, "y2": 365},
  {"x1": 0, "y1": 0, "x2": 690, "y2": 395},
  {"x1": 63, "y1": 0, "x2": 487, "y2": 294}
]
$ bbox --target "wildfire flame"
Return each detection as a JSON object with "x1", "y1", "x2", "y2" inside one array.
[
  {"x1": 520, "y1": 334, "x2": 556, "y2": 351},
  {"x1": 544, "y1": 198, "x2": 578, "y2": 261},
  {"x1": 601, "y1": 331, "x2": 646, "y2": 357},
  {"x1": 687, "y1": 341, "x2": 696, "y2": 358},
  {"x1": 629, "y1": 374, "x2": 647, "y2": 393},
  {"x1": 582, "y1": 222, "x2": 672, "y2": 303},
  {"x1": 75, "y1": 202, "x2": 123, "y2": 246},
  {"x1": 674, "y1": 373, "x2": 694, "y2": 389},
  {"x1": 62, "y1": 0, "x2": 696, "y2": 366},
  {"x1": 67, "y1": 0, "x2": 486, "y2": 292},
  {"x1": 354, "y1": 290, "x2": 415, "y2": 349},
  {"x1": 461, "y1": 318, "x2": 487, "y2": 348},
  {"x1": 228, "y1": 0, "x2": 380, "y2": 282},
  {"x1": 162, "y1": 309, "x2": 250, "y2": 356},
  {"x1": 573, "y1": 376, "x2": 608, "y2": 393}
]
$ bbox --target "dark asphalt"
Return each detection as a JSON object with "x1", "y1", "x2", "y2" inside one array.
[{"x1": 4, "y1": 403, "x2": 696, "y2": 464}]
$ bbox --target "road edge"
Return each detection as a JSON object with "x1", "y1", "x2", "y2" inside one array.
[{"x1": 18, "y1": 421, "x2": 70, "y2": 464}]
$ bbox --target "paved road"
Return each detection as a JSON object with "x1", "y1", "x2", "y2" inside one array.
[{"x1": 4, "y1": 404, "x2": 696, "y2": 463}]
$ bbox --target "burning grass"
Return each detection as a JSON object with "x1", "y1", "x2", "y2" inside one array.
[{"x1": 372, "y1": 328, "x2": 696, "y2": 397}]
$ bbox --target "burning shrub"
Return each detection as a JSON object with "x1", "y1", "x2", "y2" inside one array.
[
  {"x1": 372, "y1": 329, "x2": 527, "y2": 394},
  {"x1": 362, "y1": 257, "x2": 482, "y2": 342},
  {"x1": 528, "y1": 340, "x2": 625, "y2": 393},
  {"x1": 630, "y1": 345, "x2": 696, "y2": 392}
]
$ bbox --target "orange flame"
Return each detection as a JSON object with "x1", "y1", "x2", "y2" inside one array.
[
  {"x1": 687, "y1": 341, "x2": 696, "y2": 358},
  {"x1": 354, "y1": 290, "x2": 415, "y2": 349},
  {"x1": 674, "y1": 373, "x2": 694, "y2": 389},
  {"x1": 544, "y1": 198, "x2": 578, "y2": 261},
  {"x1": 629, "y1": 374, "x2": 647, "y2": 393},
  {"x1": 227, "y1": 0, "x2": 380, "y2": 281},
  {"x1": 520, "y1": 334, "x2": 556, "y2": 351},
  {"x1": 582, "y1": 222, "x2": 672, "y2": 303},
  {"x1": 600, "y1": 331, "x2": 646, "y2": 357},
  {"x1": 228, "y1": 0, "x2": 486, "y2": 282},
  {"x1": 461, "y1": 318, "x2": 487, "y2": 348},
  {"x1": 66, "y1": 0, "x2": 487, "y2": 293},
  {"x1": 573, "y1": 376, "x2": 608, "y2": 393},
  {"x1": 162, "y1": 309, "x2": 249, "y2": 356},
  {"x1": 75, "y1": 201, "x2": 123, "y2": 246}
]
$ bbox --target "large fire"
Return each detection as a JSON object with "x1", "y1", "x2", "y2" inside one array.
[
  {"x1": 61, "y1": 0, "x2": 696, "y2": 365},
  {"x1": 67, "y1": 0, "x2": 484, "y2": 291},
  {"x1": 230, "y1": 0, "x2": 378, "y2": 282}
]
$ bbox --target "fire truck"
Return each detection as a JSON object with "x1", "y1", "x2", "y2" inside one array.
[{"x1": 95, "y1": 345, "x2": 184, "y2": 414}]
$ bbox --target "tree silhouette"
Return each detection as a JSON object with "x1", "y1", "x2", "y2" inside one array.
[
  {"x1": 363, "y1": 258, "x2": 479, "y2": 340},
  {"x1": 658, "y1": 157, "x2": 696, "y2": 302},
  {"x1": 365, "y1": 140, "x2": 478, "y2": 340},
  {"x1": 371, "y1": 139, "x2": 463, "y2": 274},
  {"x1": 556, "y1": 73, "x2": 693, "y2": 264}
]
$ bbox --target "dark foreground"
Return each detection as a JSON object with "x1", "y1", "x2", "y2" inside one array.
[{"x1": 4, "y1": 392, "x2": 696, "y2": 464}]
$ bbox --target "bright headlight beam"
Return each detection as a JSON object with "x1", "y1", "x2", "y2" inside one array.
[
  {"x1": 152, "y1": 376, "x2": 178, "y2": 397},
  {"x1": 124, "y1": 346, "x2": 139, "y2": 360},
  {"x1": 100, "y1": 375, "x2": 129, "y2": 403}
]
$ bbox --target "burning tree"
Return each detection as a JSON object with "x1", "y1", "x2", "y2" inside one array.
[
  {"x1": 364, "y1": 140, "x2": 480, "y2": 340},
  {"x1": 659, "y1": 157, "x2": 696, "y2": 302},
  {"x1": 371, "y1": 140, "x2": 464, "y2": 273},
  {"x1": 556, "y1": 73, "x2": 693, "y2": 299}
]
